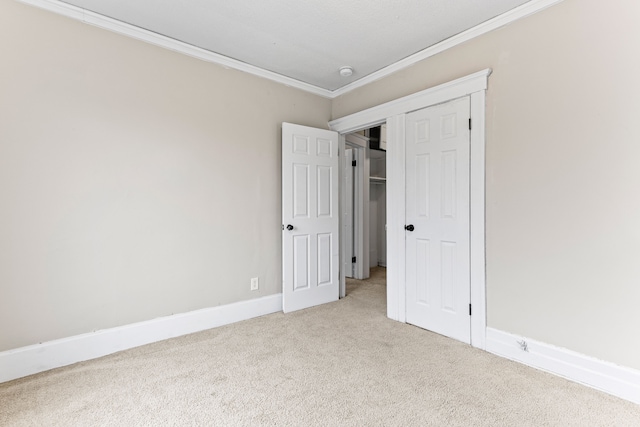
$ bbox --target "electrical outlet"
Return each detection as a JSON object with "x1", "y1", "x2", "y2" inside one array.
[{"x1": 250, "y1": 277, "x2": 259, "y2": 291}]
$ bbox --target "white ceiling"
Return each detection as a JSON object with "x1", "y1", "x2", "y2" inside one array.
[{"x1": 54, "y1": 0, "x2": 535, "y2": 92}]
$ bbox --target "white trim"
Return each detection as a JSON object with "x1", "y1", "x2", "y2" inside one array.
[
  {"x1": 15, "y1": 0, "x2": 333, "y2": 98},
  {"x1": 0, "y1": 294, "x2": 282, "y2": 383},
  {"x1": 330, "y1": 70, "x2": 489, "y2": 348},
  {"x1": 328, "y1": 69, "x2": 491, "y2": 134},
  {"x1": 362, "y1": 145, "x2": 371, "y2": 278},
  {"x1": 486, "y1": 328, "x2": 640, "y2": 405},
  {"x1": 330, "y1": 0, "x2": 564, "y2": 97},
  {"x1": 344, "y1": 134, "x2": 369, "y2": 281},
  {"x1": 469, "y1": 91, "x2": 487, "y2": 350},
  {"x1": 385, "y1": 115, "x2": 406, "y2": 322},
  {"x1": 16, "y1": 0, "x2": 560, "y2": 99},
  {"x1": 339, "y1": 134, "x2": 347, "y2": 298}
]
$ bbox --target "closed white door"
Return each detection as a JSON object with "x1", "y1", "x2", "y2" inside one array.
[
  {"x1": 405, "y1": 97, "x2": 471, "y2": 344},
  {"x1": 282, "y1": 123, "x2": 340, "y2": 313}
]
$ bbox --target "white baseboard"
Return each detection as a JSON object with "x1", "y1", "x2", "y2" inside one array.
[
  {"x1": 0, "y1": 294, "x2": 283, "y2": 384},
  {"x1": 486, "y1": 327, "x2": 640, "y2": 404}
]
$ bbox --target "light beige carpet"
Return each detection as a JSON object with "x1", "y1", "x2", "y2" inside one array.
[{"x1": 1, "y1": 267, "x2": 639, "y2": 426}]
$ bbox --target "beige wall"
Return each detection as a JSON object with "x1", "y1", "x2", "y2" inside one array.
[
  {"x1": 3, "y1": 0, "x2": 640, "y2": 373},
  {"x1": 334, "y1": 0, "x2": 640, "y2": 370},
  {"x1": 0, "y1": 0, "x2": 331, "y2": 351}
]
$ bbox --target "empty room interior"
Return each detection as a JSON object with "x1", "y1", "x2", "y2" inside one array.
[{"x1": 2, "y1": 0, "x2": 640, "y2": 424}]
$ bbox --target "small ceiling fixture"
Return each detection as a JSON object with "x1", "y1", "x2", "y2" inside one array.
[{"x1": 339, "y1": 66, "x2": 354, "y2": 77}]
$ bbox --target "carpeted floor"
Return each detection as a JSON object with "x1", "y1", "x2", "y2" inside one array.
[{"x1": 1, "y1": 267, "x2": 639, "y2": 426}]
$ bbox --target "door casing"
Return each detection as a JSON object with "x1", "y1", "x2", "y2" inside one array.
[
  {"x1": 345, "y1": 134, "x2": 369, "y2": 278},
  {"x1": 329, "y1": 69, "x2": 490, "y2": 350},
  {"x1": 339, "y1": 139, "x2": 368, "y2": 297},
  {"x1": 342, "y1": 147, "x2": 354, "y2": 283}
]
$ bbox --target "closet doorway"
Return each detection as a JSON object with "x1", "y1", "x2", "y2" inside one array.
[{"x1": 341, "y1": 126, "x2": 387, "y2": 295}]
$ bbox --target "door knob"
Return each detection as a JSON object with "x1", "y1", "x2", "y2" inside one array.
[
  {"x1": 286, "y1": 224, "x2": 294, "y2": 231},
  {"x1": 405, "y1": 224, "x2": 415, "y2": 232}
]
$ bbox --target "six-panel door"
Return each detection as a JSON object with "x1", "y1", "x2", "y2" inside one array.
[
  {"x1": 405, "y1": 97, "x2": 472, "y2": 344},
  {"x1": 282, "y1": 123, "x2": 340, "y2": 313}
]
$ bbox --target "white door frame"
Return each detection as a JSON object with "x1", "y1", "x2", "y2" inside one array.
[
  {"x1": 345, "y1": 134, "x2": 370, "y2": 281},
  {"x1": 329, "y1": 69, "x2": 490, "y2": 350},
  {"x1": 339, "y1": 137, "x2": 369, "y2": 297},
  {"x1": 342, "y1": 147, "x2": 354, "y2": 284}
]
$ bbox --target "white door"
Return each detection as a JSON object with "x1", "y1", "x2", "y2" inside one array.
[
  {"x1": 282, "y1": 123, "x2": 340, "y2": 313},
  {"x1": 405, "y1": 97, "x2": 471, "y2": 344}
]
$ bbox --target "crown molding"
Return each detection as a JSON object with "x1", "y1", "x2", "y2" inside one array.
[
  {"x1": 17, "y1": 0, "x2": 564, "y2": 99},
  {"x1": 16, "y1": 0, "x2": 334, "y2": 98},
  {"x1": 330, "y1": 0, "x2": 565, "y2": 97}
]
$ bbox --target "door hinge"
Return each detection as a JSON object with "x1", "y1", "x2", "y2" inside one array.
[
  {"x1": 352, "y1": 256, "x2": 356, "y2": 263},
  {"x1": 352, "y1": 160, "x2": 357, "y2": 167},
  {"x1": 468, "y1": 118, "x2": 472, "y2": 130},
  {"x1": 469, "y1": 304, "x2": 472, "y2": 316}
]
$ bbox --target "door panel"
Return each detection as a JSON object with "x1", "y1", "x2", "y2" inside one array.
[
  {"x1": 405, "y1": 97, "x2": 471, "y2": 344},
  {"x1": 282, "y1": 123, "x2": 339, "y2": 313},
  {"x1": 317, "y1": 166, "x2": 332, "y2": 217},
  {"x1": 317, "y1": 233, "x2": 332, "y2": 285},
  {"x1": 293, "y1": 235, "x2": 309, "y2": 290},
  {"x1": 293, "y1": 165, "x2": 309, "y2": 217}
]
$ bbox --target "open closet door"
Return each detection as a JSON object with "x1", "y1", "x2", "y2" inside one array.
[{"x1": 282, "y1": 123, "x2": 340, "y2": 313}]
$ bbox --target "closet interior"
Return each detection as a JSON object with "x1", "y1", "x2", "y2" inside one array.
[{"x1": 344, "y1": 125, "x2": 387, "y2": 279}]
